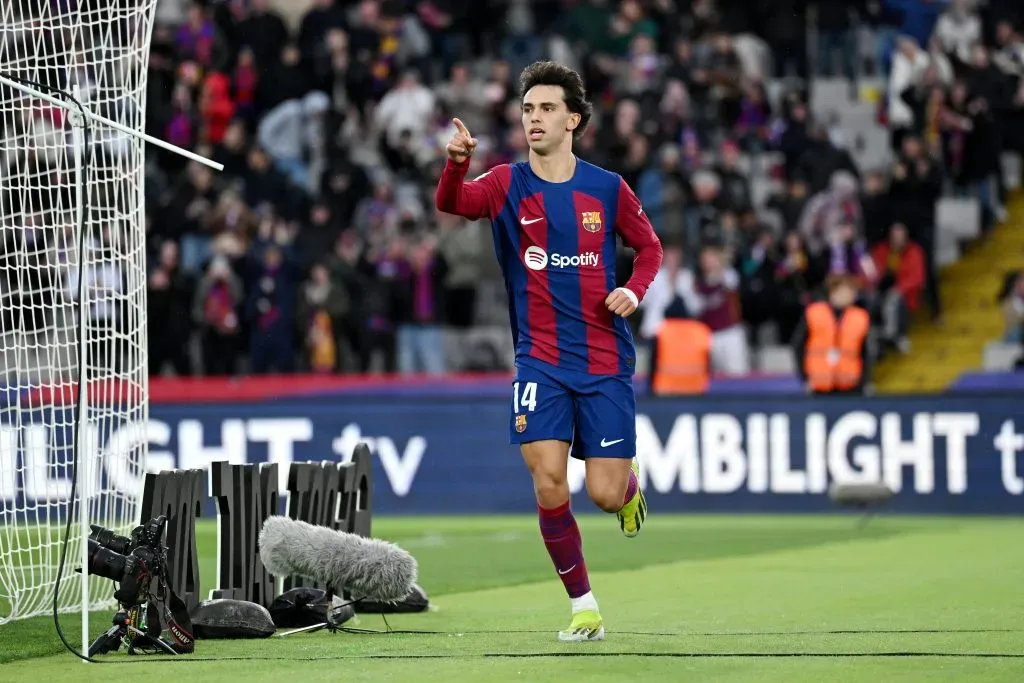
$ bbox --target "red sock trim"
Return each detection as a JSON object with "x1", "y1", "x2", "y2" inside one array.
[{"x1": 538, "y1": 500, "x2": 571, "y2": 518}]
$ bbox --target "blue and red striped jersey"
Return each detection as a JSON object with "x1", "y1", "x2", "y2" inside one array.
[{"x1": 436, "y1": 157, "x2": 663, "y2": 376}]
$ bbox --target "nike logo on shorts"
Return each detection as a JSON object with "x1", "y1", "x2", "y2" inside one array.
[{"x1": 601, "y1": 438, "x2": 624, "y2": 447}]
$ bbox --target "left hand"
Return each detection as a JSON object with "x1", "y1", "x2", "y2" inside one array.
[{"x1": 605, "y1": 287, "x2": 638, "y2": 317}]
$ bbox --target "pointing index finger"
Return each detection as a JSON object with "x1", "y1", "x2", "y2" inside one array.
[{"x1": 452, "y1": 117, "x2": 470, "y2": 137}]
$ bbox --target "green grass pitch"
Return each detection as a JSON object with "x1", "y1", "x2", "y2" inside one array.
[{"x1": 1, "y1": 514, "x2": 1022, "y2": 682}]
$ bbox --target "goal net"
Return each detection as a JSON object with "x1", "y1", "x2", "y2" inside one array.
[{"x1": 0, "y1": 0, "x2": 159, "y2": 624}]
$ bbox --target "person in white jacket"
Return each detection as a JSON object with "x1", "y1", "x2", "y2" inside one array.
[
  {"x1": 887, "y1": 36, "x2": 931, "y2": 150},
  {"x1": 933, "y1": 0, "x2": 982, "y2": 64}
]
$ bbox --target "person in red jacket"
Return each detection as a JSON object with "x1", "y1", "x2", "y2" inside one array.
[
  {"x1": 871, "y1": 222, "x2": 925, "y2": 353},
  {"x1": 199, "y1": 71, "x2": 236, "y2": 146}
]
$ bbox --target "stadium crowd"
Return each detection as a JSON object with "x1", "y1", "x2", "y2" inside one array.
[
  {"x1": 4, "y1": 0, "x2": 1024, "y2": 381},
  {"x1": 140, "y1": 0, "x2": 1024, "y2": 379}
]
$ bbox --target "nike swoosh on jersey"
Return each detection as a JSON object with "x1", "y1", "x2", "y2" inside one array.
[
  {"x1": 601, "y1": 438, "x2": 625, "y2": 447},
  {"x1": 520, "y1": 216, "x2": 543, "y2": 225}
]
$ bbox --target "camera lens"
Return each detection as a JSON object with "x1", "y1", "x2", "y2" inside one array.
[
  {"x1": 89, "y1": 525, "x2": 133, "y2": 555},
  {"x1": 86, "y1": 539, "x2": 128, "y2": 582}
]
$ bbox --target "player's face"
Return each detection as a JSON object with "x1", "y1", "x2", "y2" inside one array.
[{"x1": 521, "y1": 85, "x2": 579, "y2": 154}]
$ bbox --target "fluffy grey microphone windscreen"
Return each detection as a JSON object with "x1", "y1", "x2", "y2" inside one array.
[{"x1": 259, "y1": 516, "x2": 418, "y2": 603}]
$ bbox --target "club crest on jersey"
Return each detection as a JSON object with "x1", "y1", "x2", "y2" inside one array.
[
  {"x1": 581, "y1": 211, "x2": 603, "y2": 233},
  {"x1": 515, "y1": 414, "x2": 527, "y2": 433}
]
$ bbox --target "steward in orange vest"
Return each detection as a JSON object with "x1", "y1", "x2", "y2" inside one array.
[
  {"x1": 793, "y1": 274, "x2": 872, "y2": 395},
  {"x1": 649, "y1": 298, "x2": 712, "y2": 396}
]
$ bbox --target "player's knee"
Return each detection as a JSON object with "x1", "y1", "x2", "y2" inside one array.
[
  {"x1": 532, "y1": 474, "x2": 569, "y2": 509},
  {"x1": 587, "y1": 485, "x2": 624, "y2": 513}
]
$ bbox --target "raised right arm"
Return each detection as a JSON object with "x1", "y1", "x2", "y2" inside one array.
[{"x1": 435, "y1": 159, "x2": 511, "y2": 220}]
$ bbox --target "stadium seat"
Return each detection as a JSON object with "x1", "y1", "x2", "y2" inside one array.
[
  {"x1": 1001, "y1": 151, "x2": 1022, "y2": 190},
  {"x1": 851, "y1": 127, "x2": 892, "y2": 171},
  {"x1": 935, "y1": 230, "x2": 962, "y2": 268},
  {"x1": 757, "y1": 208, "x2": 784, "y2": 233},
  {"x1": 634, "y1": 343, "x2": 652, "y2": 378},
  {"x1": 756, "y1": 344, "x2": 798, "y2": 374},
  {"x1": 450, "y1": 326, "x2": 515, "y2": 371},
  {"x1": 750, "y1": 177, "x2": 783, "y2": 210},
  {"x1": 834, "y1": 102, "x2": 877, "y2": 135},
  {"x1": 936, "y1": 197, "x2": 982, "y2": 242},
  {"x1": 982, "y1": 340, "x2": 1022, "y2": 370},
  {"x1": 809, "y1": 78, "x2": 850, "y2": 113}
]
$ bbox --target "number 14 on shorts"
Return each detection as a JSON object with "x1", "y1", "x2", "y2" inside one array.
[{"x1": 513, "y1": 381, "x2": 538, "y2": 413}]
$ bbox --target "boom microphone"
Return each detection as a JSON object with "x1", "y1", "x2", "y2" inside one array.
[{"x1": 258, "y1": 516, "x2": 418, "y2": 604}]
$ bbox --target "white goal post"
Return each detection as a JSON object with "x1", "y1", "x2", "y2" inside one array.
[{"x1": 0, "y1": 0, "x2": 221, "y2": 655}]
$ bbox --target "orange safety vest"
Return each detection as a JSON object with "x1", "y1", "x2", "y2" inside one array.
[
  {"x1": 651, "y1": 319, "x2": 712, "y2": 395},
  {"x1": 803, "y1": 302, "x2": 870, "y2": 392}
]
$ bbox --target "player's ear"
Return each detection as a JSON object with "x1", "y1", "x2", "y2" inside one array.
[{"x1": 567, "y1": 112, "x2": 581, "y2": 132}]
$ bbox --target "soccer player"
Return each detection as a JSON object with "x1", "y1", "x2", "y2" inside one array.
[{"x1": 435, "y1": 61, "x2": 663, "y2": 642}]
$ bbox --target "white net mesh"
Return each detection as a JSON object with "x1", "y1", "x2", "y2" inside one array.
[{"x1": 0, "y1": 0, "x2": 157, "y2": 623}]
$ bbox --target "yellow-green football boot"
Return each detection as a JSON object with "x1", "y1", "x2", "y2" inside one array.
[
  {"x1": 616, "y1": 457, "x2": 646, "y2": 537},
  {"x1": 558, "y1": 609, "x2": 604, "y2": 642}
]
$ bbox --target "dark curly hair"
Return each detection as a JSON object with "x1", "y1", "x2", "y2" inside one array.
[{"x1": 518, "y1": 60, "x2": 593, "y2": 140}]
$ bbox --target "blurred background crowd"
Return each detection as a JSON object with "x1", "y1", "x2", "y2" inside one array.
[{"x1": 5, "y1": 0, "x2": 1024, "y2": 382}]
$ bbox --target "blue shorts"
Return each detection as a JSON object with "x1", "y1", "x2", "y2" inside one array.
[{"x1": 508, "y1": 360, "x2": 636, "y2": 460}]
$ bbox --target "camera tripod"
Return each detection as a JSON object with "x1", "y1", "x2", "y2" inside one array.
[
  {"x1": 276, "y1": 591, "x2": 357, "y2": 638},
  {"x1": 89, "y1": 606, "x2": 180, "y2": 656}
]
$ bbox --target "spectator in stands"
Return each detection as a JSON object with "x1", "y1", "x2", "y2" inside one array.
[
  {"x1": 999, "y1": 271, "x2": 1024, "y2": 343},
  {"x1": 816, "y1": 0, "x2": 857, "y2": 87},
  {"x1": 245, "y1": 226, "x2": 302, "y2": 373},
  {"x1": 299, "y1": 262, "x2": 349, "y2": 373},
  {"x1": 148, "y1": 240, "x2": 194, "y2": 376},
  {"x1": 860, "y1": 170, "x2": 894, "y2": 246},
  {"x1": 175, "y1": 2, "x2": 228, "y2": 71},
  {"x1": 798, "y1": 170, "x2": 862, "y2": 255},
  {"x1": 732, "y1": 79, "x2": 772, "y2": 153},
  {"x1": 395, "y1": 238, "x2": 448, "y2": 375},
  {"x1": 375, "y1": 69, "x2": 437, "y2": 165},
  {"x1": 639, "y1": 244, "x2": 690, "y2": 341},
  {"x1": 887, "y1": 133, "x2": 942, "y2": 321},
  {"x1": 778, "y1": 96, "x2": 810, "y2": 180},
  {"x1": 828, "y1": 220, "x2": 878, "y2": 290},
  {"x1": 775, "y1": 231, "x2": 826, "y2": 343},
  {"x1": 199, "y1": 71, "x2": 236, "y2": 146},
  {"x1": 888, "y1": 36, "x2": 931, "y2": 150},
  {"x1": 66, "y1": 238, "x2": 125, "y2": 374},
  {"x1": 325, "y1": 231, "x2": 374, "y2": 372},
  {"x1": 737, "y1": 226, "x2": 780, "y2": 343},
  {"x1": 258, "y1": 42, "x2": 311, "y2": 112},
  {"x1": 435, "y1": 212, "x2": 484, "y2": 328},
  {"x1": 257, "y1": 90, "x2": 331, "y2": 194},
  {"x1": 714, "y1": 140, "x2": 754, "y2": 217},
  {"x1": 765, "y1": 174, "x2": 810, "y2": 234},
  {"x1": 934, "y1": 0, "x2": 983, "y2": 64},
  {"x1": 192, "y1": 255, "x2": 243, "y2": 376},
  {"x1": 236, "y1": 0, "x2": 290, "y2": 71},
  {"x1": 793, "y1": 274, "x2": 873, "y2": 395},
  {"x1": 0, "y1": 0, "x2": 989, "y2": 382},
  {"x1": 678, "y1": 243, "x2": 750, "y2": 376},
  {"x1": 760, "y1": 0, "x2": 807, "y2": 79},
  {"x1": 794, "y1": 124, "x2": 859, "y2": 195},
  {"x1": 871, "y1": 222, "x2": 925, "y2": 353},
  {"x1": 943, "y1": 78, "x2": 999, "y2": 236},
  {"x1": 863, "y1": 0, "x2": 905, "y2": 79}
]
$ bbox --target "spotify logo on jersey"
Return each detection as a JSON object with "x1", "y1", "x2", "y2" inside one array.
[
  {"x1": 524, "y1": 246, "x2": 549, "y2": 270},
  {"x1": 523, "y1": 246, "x2": 600, "y2": 271}
]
